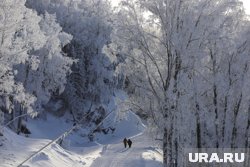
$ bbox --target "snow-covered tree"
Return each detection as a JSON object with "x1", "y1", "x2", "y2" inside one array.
[
  {"x1": 0, "y1": 0, "x2": 73, "y2": 133},
  {"x1": 0, "y1": 0, "x2": 45, "y2": 130},
  {"x1": 26, "y1": 0, "x2": 122, "y2": 124},
  {"x1": 114, "y1": 0, "x2": 250, "y2": 166},
  {"x1": 15, "y1": 12, "x2": 73, "y2": 114}
]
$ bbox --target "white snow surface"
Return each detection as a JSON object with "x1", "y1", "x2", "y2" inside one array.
[
  {"x1": 90, "y1": 131, "x2": 163, "y2": 167},
  {"x1": 0, "y1": 111, "x2": 163, "y2": 167}
]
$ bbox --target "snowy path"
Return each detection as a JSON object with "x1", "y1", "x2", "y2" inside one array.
[
  {"x1": 0, "y1": 111, "x2": 163, "y2": 167},
  {"x1": 91, "y1": 132, "x2": 163, "y2": 167}
]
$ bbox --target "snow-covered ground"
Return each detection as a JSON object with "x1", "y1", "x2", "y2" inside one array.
[
  {"x1": 0, "y1": 126, "x2": 102, "y2": 167},
  {"x1": 0, "y1": 111, "x2": 163, "y2": 167},
  {"x1": 91, "y1": 131, "x2": 162, "y2": 167}
]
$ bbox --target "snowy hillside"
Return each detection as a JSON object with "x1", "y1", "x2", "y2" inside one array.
[
  {"x1": 0, "y1": 127, "x2": 102, "y2": 167},
  {"x1": 0, "y1": 111, "x2": 163, "y2": 167}
]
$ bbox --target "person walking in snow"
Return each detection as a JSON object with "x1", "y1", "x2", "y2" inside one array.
[
  {"x1": 123, "y1": 138, "x2": 128, "y2": 148},
  {"x1": 127, "y1": 139, "x2": 132, "y2": 148}
]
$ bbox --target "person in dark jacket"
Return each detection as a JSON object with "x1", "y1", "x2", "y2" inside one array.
[
  {"x1": 123, "y1": 138, "x2": 128, "y2": 148},
  {"x1": 127, "y1": 139, "x2": 132, "y2": 148}
]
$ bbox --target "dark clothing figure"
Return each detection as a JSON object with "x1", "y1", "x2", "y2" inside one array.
[
  {"x1": 123, "y1": 138, "x2": 128, "y2": 148},
  {"x1": 127, "y1": 139, "x2": 132, "y2": 148}
]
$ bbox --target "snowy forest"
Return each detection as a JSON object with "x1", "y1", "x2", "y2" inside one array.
[{"x1": 0, "y1": 0, "x2": 250, "y2": 167}]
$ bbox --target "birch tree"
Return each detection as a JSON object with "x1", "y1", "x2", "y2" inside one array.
[{"x1": 114, "y1": 0, "x2": 250, "y2": 166}]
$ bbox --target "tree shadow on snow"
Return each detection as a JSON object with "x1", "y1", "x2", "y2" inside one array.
[
  {"x1": 115, "y1": 147, "x2": 129, "y2": 153},
  {"x1": 123, "y1": 159, "x2": 163, "y2": 167},
  {"x1": 144, "y1": 159, "x2": 163, "y2": 167}
]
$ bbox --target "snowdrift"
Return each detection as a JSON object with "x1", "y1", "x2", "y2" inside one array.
[{"x1": 0, "y1": 127, "x2": 102, "y2": 167}]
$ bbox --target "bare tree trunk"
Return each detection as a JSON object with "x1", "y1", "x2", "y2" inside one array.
[
  {"x1": 231, "y1": 93, "x2": 242, "y2": 148},
  {"x1": 244, "y1": 104, "x2": 250, "y2": 167},
  {"x1": 210, "y1": 48, "x2": 219, "y2": 148},
  {"x1": 222, "y1": 56, "x2": 233, "y2": 147},
  {"x1": 213, "y1": 84, "x2": 219, "y2": 148},
  {"x1": 168, "y1": 120, "x2": 173, "y2": 166},
  {"x1": 170, "y1": 51, "x2": 181, "y2": 166},
  {"x1": 17, "y1": 103, "x2": 23, "y2": 134},
  {"x1": 222, "y1": 96, "x2": 227, "y2": 146},
  {"x1": 245, "y1": 104, "x2": 250, "y2": 148},
  {"x1": 163, "y1": 127, "x2": 168, "y2": 167},
  {"x1": 195, "y1": 102, "x2": 201, "y2": 148}
]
